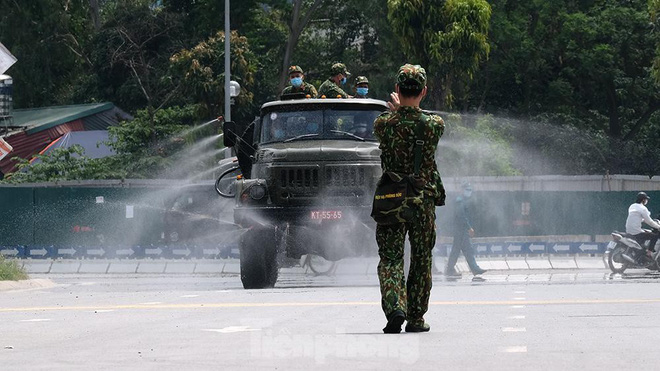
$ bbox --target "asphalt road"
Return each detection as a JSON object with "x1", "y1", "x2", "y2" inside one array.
[{"x1": 2, "y1": 269, "x2": 660, "y2": 370}]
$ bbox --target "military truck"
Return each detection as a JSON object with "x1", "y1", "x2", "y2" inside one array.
[{"x1": 218, "y1": 98, "x2": 388, "y2": 289}]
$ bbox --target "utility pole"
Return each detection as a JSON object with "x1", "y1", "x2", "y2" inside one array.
[{"x1": 224, "y1": 0, "x2": 231, "y2": 122}]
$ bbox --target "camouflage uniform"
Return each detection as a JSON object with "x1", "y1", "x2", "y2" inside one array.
[
  {"x1": 354, "y1": 75, "x2": 369, "y2": 98},
  {"x1": 373, "y1": 64, "x2": 445, "y2": 328},
  {"x1": 318, "y1": 63, "x2": 350, "y2": 98},
  {"x1": 281, "y1": 83, "x2": 317, "y2": 98},
  {"x1": 281, "y1": 65, "x2": 318, "y2": 98}
]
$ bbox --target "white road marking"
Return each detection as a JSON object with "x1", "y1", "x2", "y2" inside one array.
[
  {"x1": 514, "y1": 291, "x2": 526, "y2": 294},
  {"x1": 78, "y1": 282, "x2": 97, "y2": 286},
  {"x1": 180, "y1": 295, "x2": 200, "y2": 298},
  {"x1": 500, "y1": 346, "x2": 527, "y2": 353},
  {"x1": 203, "y1": 326, "x2": 260, "y2": 333},
  {"x1": 502, "y1": 327, "x2": 527, "y2": 332},
  {"x1": 94, "y1": 310, "x2": 115, "y2": 313},
  {"x1": 512, "y1": 297, "x2": 526, "y2": 300},
  {"x1": 19, "y1": 319, "x2": 51, "y2": 322},
  {"x1": 510, "y1": 305, "x2": 526, "y2": 309},
  {"x1": 507, "y1": 315, "x2": 526, "y2": 320}
]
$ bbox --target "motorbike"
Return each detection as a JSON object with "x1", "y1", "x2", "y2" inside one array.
[{"x1": 606, "y1": 229, "x2": 660, "y2": 274}]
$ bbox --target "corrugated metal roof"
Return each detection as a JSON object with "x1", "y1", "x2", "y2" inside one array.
[
  {"x1": 82, "y1": 106, "x2": 132, "y2": 130},
  {"x1": 0, "y1": 119, "x2": 85, "y2": 174},
  {"x1": 0, "y1": 103, "x2": 131, "y2": 176},
  {"x1": 38, "y1": 130, "x2": 114, "y2": 159},
  {"x1": 12, "y1": 102, "x2": 113, "y2": 134}
]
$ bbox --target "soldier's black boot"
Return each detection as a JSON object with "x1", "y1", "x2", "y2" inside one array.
[
  {"x1": 383, "y1": 310, "x2": 406, "y2": 334},
  {"x1": 405, "y1": 321, "x2": 431, "y2": 333}
]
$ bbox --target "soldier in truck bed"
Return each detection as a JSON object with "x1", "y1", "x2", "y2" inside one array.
[
  {"x1": 318, "y1": 63, "x2": 351, "y2": 99},
  {"x1": 281, "y1": 65, "x2": 317, "y2": 98}
]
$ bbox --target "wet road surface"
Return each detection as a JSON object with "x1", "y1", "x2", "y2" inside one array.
[{"x1": 2, "y1": 269, "x2": 660, "y2": 370}]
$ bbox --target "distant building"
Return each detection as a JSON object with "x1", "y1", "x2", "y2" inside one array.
[{"x1": 0, "y1": 102, "x2": 132, "y2": 179}]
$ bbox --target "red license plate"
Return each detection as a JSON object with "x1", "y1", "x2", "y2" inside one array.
[{"x1": 310, "y1": 210, "x2": 342, "y2": 220}]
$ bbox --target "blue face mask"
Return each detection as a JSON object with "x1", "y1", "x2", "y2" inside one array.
[
  {"x1": 274, "y1": 129, "x2": 285, "y2": 139},
  {"x1": 290, "y1": 77, "x2": 303, "y2": 87},
  {"x1": 307, "y1": 123, "x2": 318, "y2": 132},
  {"x1": 356, "y1": 87, "x2": 368, "y2": 96},
  {"x1": 340, "y1": 77, "x2": 347, "y2": 85}
]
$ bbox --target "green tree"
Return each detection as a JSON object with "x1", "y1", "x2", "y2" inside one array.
[
  {"x1": 438, "y1": 114, "x2": 520, "y2": 176},
  {"x1": 0, "y1": 0, "x2": 93, "y2": 107},
  {"x1": 387, "y1": 0, "x2": 491, "y2": 109},
  {"x1": 169, "y1": 31, "x2": 258, "y2": 123},
  {"x1": 88, "y1": 1, "x2": 187, "y2": 114},
  {"x1": 3, "y1": 146, "x2": 119, "y2": 184},
  {"x1": 475, "y1": 1, "x2": 660, "y2": 140}
]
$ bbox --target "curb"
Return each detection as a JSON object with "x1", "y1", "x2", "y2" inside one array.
[
  {"x1": 14, "y1": 256, "x2": 609, "y2": 275},
  {"x1": 0, "y1": 278, "x2": 56, "y2": 292}
]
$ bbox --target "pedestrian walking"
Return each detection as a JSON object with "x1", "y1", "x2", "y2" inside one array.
[{"x1": 445, "y1": 181, "x2": 486, "y2": 276}]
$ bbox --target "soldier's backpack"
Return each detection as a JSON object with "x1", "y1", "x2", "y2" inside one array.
[{"x1": 370, "y1": 114, "x2": 430, "y2": 225}]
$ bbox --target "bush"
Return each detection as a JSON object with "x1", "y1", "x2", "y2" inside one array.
[{"x1": 0, "y1": 256, "x2": 28, "y2": 281}]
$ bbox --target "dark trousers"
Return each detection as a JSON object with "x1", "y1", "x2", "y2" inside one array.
[
  {"x1": 446, "y1": 231, "x2": 480, "y2": 272},
  {"x1": 632, "y1": 231, "x2": 659, "y2": 251}
]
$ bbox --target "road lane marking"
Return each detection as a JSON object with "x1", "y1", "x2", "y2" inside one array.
[
  {"x1": 19, "y1": 319, "x2": 51, "y2": 322},
  {"x1": 507, "y1": 315, "x2": 526, "y2": 319},
  {"x1": 499, "y1": 346, "x2": 527, "y2": 353},
  {"x1": 514, "y1": 291, "x2": 526, "y2": 294},
  {"x1": 180, "y1": 295, "x2": 199, "y2": 298},
  {"x1": 502, "y1": 327, "x2": 526, "y2": 332},
  {"x1": 3, "y1": 298, "x2": 660, "y2": 312},
  {"x1": 512, "y1": 297, "x2": 526, "y2": 300},
  {"x1": 203, "y1": 326, "x2": 260, "y2": 333}
]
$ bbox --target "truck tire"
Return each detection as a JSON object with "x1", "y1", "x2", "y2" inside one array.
[{"x1": 240, "y1": 228, "x2": 279, "y2": 289}]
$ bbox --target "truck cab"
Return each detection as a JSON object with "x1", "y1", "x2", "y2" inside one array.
[{"x1": 221, "y1": 98, "x2": 388, "y2": 288}]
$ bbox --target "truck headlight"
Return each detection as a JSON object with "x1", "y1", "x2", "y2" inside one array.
[{"x1": 249, "y1": 184, "x2": 267, "y2": 200}]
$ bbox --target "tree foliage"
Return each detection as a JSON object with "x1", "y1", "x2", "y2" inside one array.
[
  {"x1": 4, "y1": 146, "x2": 119, "y2": 184},
  {"x1": 387, "y1": 0, "x2": 491, "y2": 109},
  {"x1": 169, "y1": 31, "x2": 258, "y2": 122},
  {"x1": 4, "y1": 0, "x2": 660, "y2": 178}
]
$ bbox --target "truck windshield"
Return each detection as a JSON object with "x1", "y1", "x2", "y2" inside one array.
[{"x1": 261, "y1": 109, "x2": 381, "y2": 143}]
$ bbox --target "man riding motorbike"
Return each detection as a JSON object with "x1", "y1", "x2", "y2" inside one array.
[{"x1": 625, "y1": 192, "x2": 660, "y2": 256}]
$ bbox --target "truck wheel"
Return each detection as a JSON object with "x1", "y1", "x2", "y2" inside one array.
[{"x1": 240, "y1": 228, "x2": 278, "y2": 289}]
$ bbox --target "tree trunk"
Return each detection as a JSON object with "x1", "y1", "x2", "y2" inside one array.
[
  {"x1": 623, "y1": 100, "x2": 660, "y2": 141},
  {"x1": 89, "y1": 0, "x2": 101, "y2": 31},
  {"x1": 278, "y1": 0, "x2": 324, "y2": 92},
  {"x1": 606, "y1": 83, "x2": 620, "y2": 137}
]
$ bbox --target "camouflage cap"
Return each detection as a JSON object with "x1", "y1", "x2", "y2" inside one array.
[
  {"x1": 330, "y1": 63, "x2": 350, "y2": 76},
  {"x1": 396, "y1": 64, "x2": 426, "y2": 89},
  {"x1": 288, "y1": 65, "x2": 304, "y2": 75},
  {"x1": 355, "y1": 76, "x2": 369, "y2": 85}
]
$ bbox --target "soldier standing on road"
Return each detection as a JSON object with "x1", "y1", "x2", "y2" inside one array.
[
  {"x1": 318, "y1": 63, "x2": 351, "y2": 98},
  {"x1": 445, "y1": 181, "x2": 486, "y2": 277},
  {"x1": 373, "y1": 64, "x2": 445, "y2": 333},
  {"x1": 281, "y1": 65, "x2": 317, "y2": 98},
  {"x1": 354, "y1": 76, "x2": 369, "y2": 98}
]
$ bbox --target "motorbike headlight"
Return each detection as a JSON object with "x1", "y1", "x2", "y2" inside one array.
[{"x1": 249, "y1": 184, "x2": 267, "y2": 200}]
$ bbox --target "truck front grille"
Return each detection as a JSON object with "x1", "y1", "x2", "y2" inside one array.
[
  {"x1": 280, "y1": 168, "x2": 320, "y2": 192},
  {"x1": 325, "y1": 166, "x2": 366, "y2": 188}
]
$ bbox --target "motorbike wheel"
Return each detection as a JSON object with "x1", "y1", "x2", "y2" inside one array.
[
  {"x1": 303, "y1": 254, "x2": 337, "y2": 276},
  {"x1": 608, "y1": 245, "x2": 629, "y2": 274}
]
